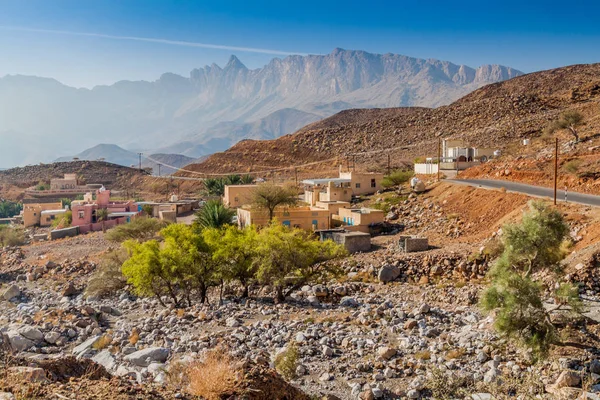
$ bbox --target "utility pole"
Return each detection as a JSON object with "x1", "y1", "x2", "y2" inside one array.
[
  {"x1": 554, "y1": 138, "x2": 558, "y2": 205},
  {"x1": 158, "y1": 164, "x2": 161, "y2": 177},
  {"x1": 437, "y1": 138, "x2": 441, "y2": 182},
  {"x1": 294, "y1": 168, "x2": 298, "y2": 186},
  {"x1": 387, "y1": 153, "x2": 391, "y2": 176},
  {"x1": 137, "y1": 153, "x2": 143, "y2": 172}
]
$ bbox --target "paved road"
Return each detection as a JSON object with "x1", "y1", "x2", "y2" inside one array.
[{"x1": 449, "y1": 179, "x2": 600, "y2": 207}]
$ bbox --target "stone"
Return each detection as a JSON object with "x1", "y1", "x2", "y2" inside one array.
[
  {"x1": 471, "y1": 394, "x2": 494, "y2": 400},
  {"x1": 319, "y1": 372, "x2": 333, "y2": 381},
  {"x1": 124, "y1": 347, "x2": 170, "y2": 367},
  {"x1": 44, "y1": 331, "x2": 61, "y2": 344},
  {"x1": 17, "y1": 326, "x2": 44, "y2": 342},
  {"x1": 406, "y1": 389, "x2": 420, "y2": 399},
  {"x1": 92, "y1": 349, "x2": 116, "y2": 371},
  {"x1": 8, "y1": 367, "x2": 48, "y2": 383},
  {"x1": 61, "y1": 282, "x2": 77, "y2": 297},
  {"x1": 313, "y1": 285, "x2": 328, "y2": 297},
  {"x1": 371, "y1": 387, "x2": 383, "y2": 398},
  {"x1": 0, "y1": 393, "x2": 15, "y2": 400},
  {"x1": 591, "y1": 360, "x2": 600, "y2": 375},
  {"x1": 340, "y1": 297, "x2": 358, "y2": 307},
  {"x1": 418, "y1": 303, "x2": 430, "y2": 314},
  {"x1": 554, "y1": 370, "x2": 581, "y2": 388},
  {"x1": 6, "y1": 330, "x2": 35, "y2": 352},
  {"x1": 378, "y1": 265, "x2": 400, "y2": 283},
  {"x1": 484, "y1": 368, "x2": 499, "y2": 384},
  {"x1": 72, "y1": 335, "x2": 102, "y2": 357},
  {"x1": 377, "y1": 346, "x2": 396, "y2": 360},
  {"x1": 322, "y1": 345, "x2": 333, "y2": 357},
  {"x1": 2, "y1": 284, "x2": 20, "y2": 301},
  {"x1": 226, "y1": 317, "x2": 240, "y2": 328}
]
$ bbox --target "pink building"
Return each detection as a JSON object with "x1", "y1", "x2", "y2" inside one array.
[{"x1": 71, "y1": 188, "x2": 139, "y2": 233}]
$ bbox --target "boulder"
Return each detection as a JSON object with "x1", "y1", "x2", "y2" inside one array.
[
  {"x1": 2, "y1": 285, "x2": 20, "y2": 301},
  {"x1": 92, "y1": 349, "x2": 116, "y2": 371},
  {"x1": 61, "y1": 282, "x2": 77, "y2": 297},
  {"x1": 72, "y1": 335, "x2": 102, "y2": 357},
  {"x1": 340, "y1": 297, "x2": 358, "y2": 307},
  {"x1": 17, "y1": 326, "x2": 44, "y2": 342},
  {"x1": 6, "y1": 330, "x2": 35, "y2": 352},
  {"x1": 554, "y1": 370, "x2": 581, "y2": 388},
  {"x1": 124, "y1": 347, "x2": 170, "y2": 367},
  {"x1": 377, "y1": 346, "x2": 397, "y2": 360},
  {"x1": 44, "y1": 331, "x2": 61, "y2": 344},
  {"x1": 378, "y1": 265, "x2": 400, "y2": 283},
  {"x1": 0, "y1": 392, "x2": 15, "y2": 400}
]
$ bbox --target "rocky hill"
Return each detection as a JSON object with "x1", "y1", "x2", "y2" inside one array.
[
  {"x1": 0, "y1": 160, "x2": 146, "y2": 188},
  {"x1": 0, "y1": 49, "x2": 520, "y2": 166},
  {"x1": 186, "y1": 63, "x2": 600, "y2": 176}
]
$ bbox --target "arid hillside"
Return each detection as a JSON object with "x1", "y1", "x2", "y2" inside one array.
[{"x1": 185, "y1": 63, "x2": 600, "y2": 177}]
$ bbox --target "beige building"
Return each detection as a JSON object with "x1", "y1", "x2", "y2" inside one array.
[
  {"x1": 23, "y1": 198, "x2": 63, "y2": 227},
  {"x1": 237, "y1": 206, "x2": 331, "y2": 231},
  {"x1": 40, "y1": 209, "x2": 67, "y2": 227},
  {"x1": 223, "y1": 185, "x2": 259, "y2": 208},
  {"x1": 333, "y1": 207, "x2": 385, "y2": 233},
  {"x1": 50, "y1": 174, "x2": 78, "y2": 190},
  {"x1": 303, "y1": 170, "x2": 384, "y2": 205}
]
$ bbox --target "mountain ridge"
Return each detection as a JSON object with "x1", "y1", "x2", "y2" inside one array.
[{"x1": 0, "y1": 49, "x2": 522, "y2": 167}]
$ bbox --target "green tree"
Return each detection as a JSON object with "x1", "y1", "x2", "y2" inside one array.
[
  {"x1": 545, "y1": 110, "x2": 585, "y2": 142},
  {"x1": 194, "y1": 200, "x2": 235, "y2": 230},
  {"x1": 381, "y1": 170, "x2": 414, "y2": 188},
  {"x1": 141, "y1": 204, "x2": 154, "y2": 217},
  {"x1": 121, "y1": 224, "x2": 216, "y2": 306},
  {"x1": 51, "y1": 210, "x2": 72, "y2": 229},
  {"x1": 239, "y1": 174, "x2": 254, "y2": 184},
  {"x1": 203, "y1": 178, "x2": 226, "y2": 197},
  {"x1": 0, "y1": 200, "x2": 22, "y2": 218},
  {"x1": 224, "y1": 174, "x2": 242, "y2": 185},
  {"x1": 253, "y1": 223, "x2": 345, "y2": 302},
  {"x1": 250, "y1": 183, "x2": 298, "y2": 222},
  {"x1": 203, "y1": 225, "x2": 258, "y2": 298},
  {"x1": 480, "y1": 201, "x2": 581, "y2": 360}
]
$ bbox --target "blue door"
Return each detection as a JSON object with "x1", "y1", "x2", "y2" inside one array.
[{"x1": 282, "y1": 220, "x2": 291, "y2": 227}]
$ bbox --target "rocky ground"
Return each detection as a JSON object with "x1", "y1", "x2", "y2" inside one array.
[{"x1": 2, "y1": 184, "x2": 600, "y2": 399}]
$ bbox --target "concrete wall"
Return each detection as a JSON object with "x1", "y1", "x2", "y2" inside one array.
[
  {"x1": 398, "y1": 236, "x2": 429, "y2": 253},
  {"x1": 414, "y1": 163, "x2": 439, "y2": 175},
  {"x1": 223, "y1": 185, "x2": 258, "y2": 208},
  {"x1": 159, "y1": 210, "x2": 177, "y2": 222},
  {"x1": 51, "y1": 226, "x2": 79, "y2": 240},
  {"x1": 332, "y1": 232, "x2": 371, "y2": 253}
]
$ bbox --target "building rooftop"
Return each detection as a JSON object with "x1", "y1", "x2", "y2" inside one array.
[
  {"x1": 41, "y1": 209, "x2": 67, "y2": 214},
  {"x1": 22, "y1": 198, "x2": 62, "y2": 204},
  {"x1": 108, "y1": 211, "x2": 138, "y2": 217},
  {"x1": 302, "y1": 178, "x2": 351, "y2": 186}
]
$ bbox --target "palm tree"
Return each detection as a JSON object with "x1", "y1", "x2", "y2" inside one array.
[
  {"x1": 96, "y1": 208, "x2": 110, "y2": 233},
  {"x1": 203, "y1": 178, "x2": 226, "y2": 197},
  {"x1": 194, "y1": 200, "x2": 235, "y2": 230},
  {"x1": 240, "y1": 174, "x2": 254, "y2": 184},
  {"x1": 225, "y1": 174, "x2": 242, "y2": 185}
]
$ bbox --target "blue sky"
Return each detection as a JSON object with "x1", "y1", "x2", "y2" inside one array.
[{"x1": 1, "y1": 0, "x2": 599, "y2": 88}]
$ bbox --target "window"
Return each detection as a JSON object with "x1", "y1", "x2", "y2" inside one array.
[
  {"x1": 371, "y1": 179, "x2": 376, "y2": 188},
  {"x1": 234, "y1": 197, "x2": 239, "y2": 202},
  {"x1": 282, "y1": 220, "x2": 291, "y2": 227},
  {"x1": 355, "y1": 183, "x2": 361, "y2": 189},
  {"x1": 33, "y1": 212, "x2": 37, "y2": 216},
  {"x1": 50, "y1": 215, "x2": 55, "y2": 220},
  {"x1": 78, "y1": 211, "x2": 85, "y2": 219}
]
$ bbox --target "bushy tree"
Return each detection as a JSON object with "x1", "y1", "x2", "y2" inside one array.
[
  {"x1": 51, "y1": 210, "x2": 72, "y2": 229},
  {"x1": 253, "y1": 223, "x2": 346, "y2": 302},
  {"x1": 203, "y1": 225, "x2": 258, "y2": 298},
  {"x1": 0, "y1": 226, "x2": 25, "y2": 246},
  {"x1": 121, "y1": 224, "x2": 215, "y2": 306},
  {"x1": 194, "y1": 200, "x2": 235, "y2": 230},
  {"x1": 0, "y1": 200, "x2": 22, "y2": 218},
  {"x1": 105, "y1": 216, "x2": 167, "y2": 242},
  {"x1": 480, "y1": 201, "x2": 581, "y2": 360},
  {"x1": 545, "y1": 110, "x2": 585, "y2": 142},
  {"x1": 250, "y1": 183, "x2": 298, "y2": 221},
  {"x1": 381, "y1": 170, "x2": 414, "y2": 188}
]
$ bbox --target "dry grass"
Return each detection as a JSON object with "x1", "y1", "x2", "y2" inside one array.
[
  {"x1": 414, "y1": 350, "x2": 431, "y2": 360},
  {"x1": 185, "y1": 349, "x2": 240, "y2": 400},
  {"x1": 92, "y1": 335, "x2": 112, "y2": 351},
  {"x1": 129, "y1": 328, "x2": 140, "y2": 345},
  {"x1": 444, "y1": 348, "x2": 465, "y2": 360}
]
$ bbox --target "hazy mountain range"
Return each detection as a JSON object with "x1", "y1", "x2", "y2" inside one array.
[
  {"x1": 54, "y1": 144, "x2": 196, "y2": 175},
  {"x1": 0, "y1": 48, "x2": 522, "y2": 167}
]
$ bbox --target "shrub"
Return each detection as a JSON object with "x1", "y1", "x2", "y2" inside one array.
[
  {"x1": 563, "y1": 159, "x2": 582, "y2": 174},
  {"x1": 51, "y1": 210, "x2": 72, "y2": 229},
  {"x1": 274, "y1": 342, "x2": 299, "y2": 380},
  {"x1": 480, "y1": 201, "x2": 579, "y2": 361},
  {"x1": 0, "y1": 200, "x2": 22, "y2": 218},
  {"x1": 92, "y1": 334, "x2": 112, "y2": 350},
  {"x1": 105, "y1": 217, "x2": 166, "y2": 242},
  {"x1": 381, "y1": 170, "x2": 414, "y2": 188},
  {"x1": 0, "y1": 226, "x2": 25, "y2": 247},
  {"x1": 185, "y1": 349, "x2": 240, "y2": 400},
  {"x1": 85, "y1": 249, "x2": 128, "y2": 298}
]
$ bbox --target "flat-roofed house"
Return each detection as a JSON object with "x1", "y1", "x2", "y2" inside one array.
[
  {"x1": 23, "y1": 198, "x2": 63, "y2": 227},
  {"x1": 223, "y1": 185, "x2": 259, "y2": 208},
  {"x1": 333, "y1": 207, "x2": 385, "y2": 233},
  {"x1": 237, "y1": 206, "x2": 330, "y2": 231}
]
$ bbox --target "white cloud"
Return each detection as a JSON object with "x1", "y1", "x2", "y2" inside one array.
[{"x1": 0, "y1": 26, "x2": 307, "y2": 56}]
